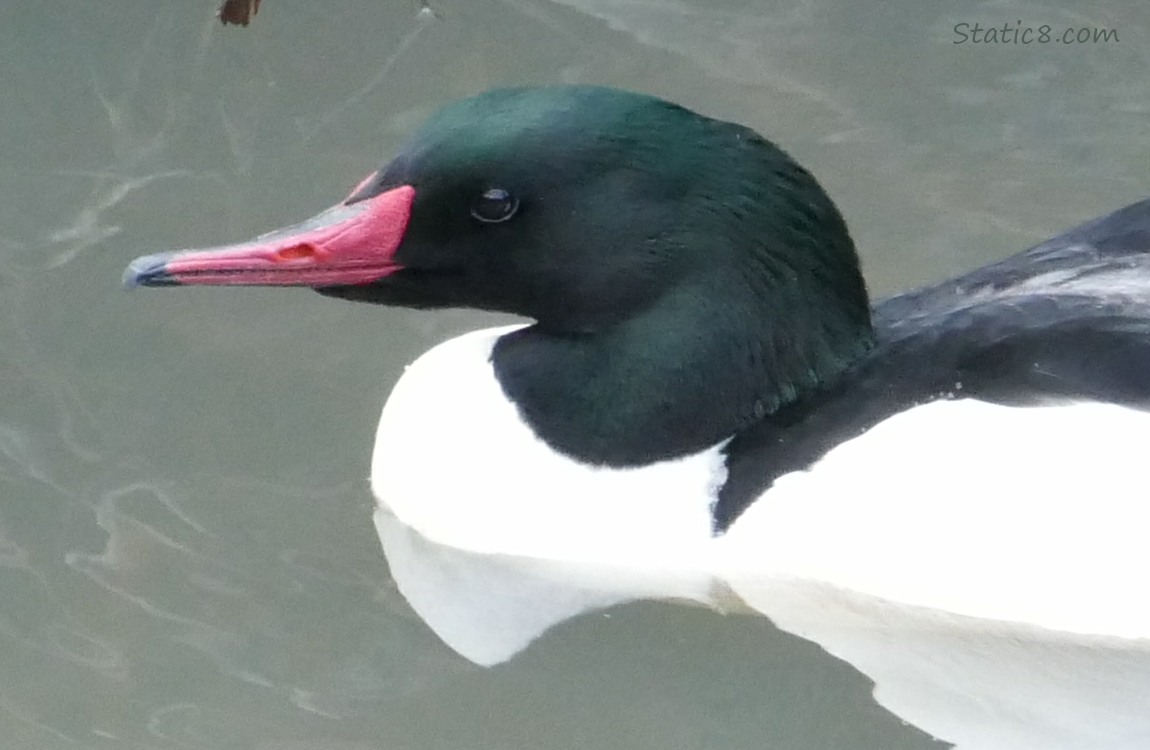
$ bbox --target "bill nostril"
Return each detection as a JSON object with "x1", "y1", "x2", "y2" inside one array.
[{"x1": 274, "y1": 244, "x2": 319, "y2": 262}]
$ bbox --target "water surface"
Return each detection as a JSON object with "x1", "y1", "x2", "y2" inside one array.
[{"x1": 1, "y1": 0, "x2": 1147, "y2": 747}]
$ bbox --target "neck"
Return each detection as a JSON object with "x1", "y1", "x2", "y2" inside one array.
[{"x1": 492, "y1": 265, "x2": 874, "y2": 467}]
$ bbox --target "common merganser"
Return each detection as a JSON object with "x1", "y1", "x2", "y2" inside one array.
[{"x1": 125, "y1": 85, "x2": 1150, "y2": 750}]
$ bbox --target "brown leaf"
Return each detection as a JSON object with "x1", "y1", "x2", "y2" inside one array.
[{"x1": 218, "y1": 0, "x2": 262, "y2": 26}]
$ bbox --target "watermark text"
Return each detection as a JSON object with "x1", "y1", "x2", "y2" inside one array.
[{"x1": 953, "y1": 21, "x2": 1118, "y2": 45}]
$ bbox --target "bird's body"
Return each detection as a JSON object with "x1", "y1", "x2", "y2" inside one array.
[{"x1": 126, "y1": 85, "x2": 1150, "y2": 750}]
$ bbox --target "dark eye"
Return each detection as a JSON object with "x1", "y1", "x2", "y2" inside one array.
[{"x1": 470, "y1": 188, "x2": 519, "y2": 224}]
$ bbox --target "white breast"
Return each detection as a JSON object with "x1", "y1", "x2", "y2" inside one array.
[
  {"x1": 370, "y1": 334, "x2": 1150, "y2": 749},
  {"x1": 370, "y1": 326, "x2": 728, "y2": 663}
]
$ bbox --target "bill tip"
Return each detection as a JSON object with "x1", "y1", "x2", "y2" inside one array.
[{"x1": 123, "y1": 254, "x2": 177, "y2": 289}]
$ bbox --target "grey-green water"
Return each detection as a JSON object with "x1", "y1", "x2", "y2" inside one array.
[{"x1": 1, "y1": 0, "x2": 1147, "y2": 747}]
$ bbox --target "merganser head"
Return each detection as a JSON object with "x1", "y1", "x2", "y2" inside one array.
[{"x1": 125, "y1": 85, "x2": 874, "y2": 462}]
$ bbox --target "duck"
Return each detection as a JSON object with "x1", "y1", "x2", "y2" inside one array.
[{"x1": 124, "y1": 85, "x2": 1150, "y2": 750}]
